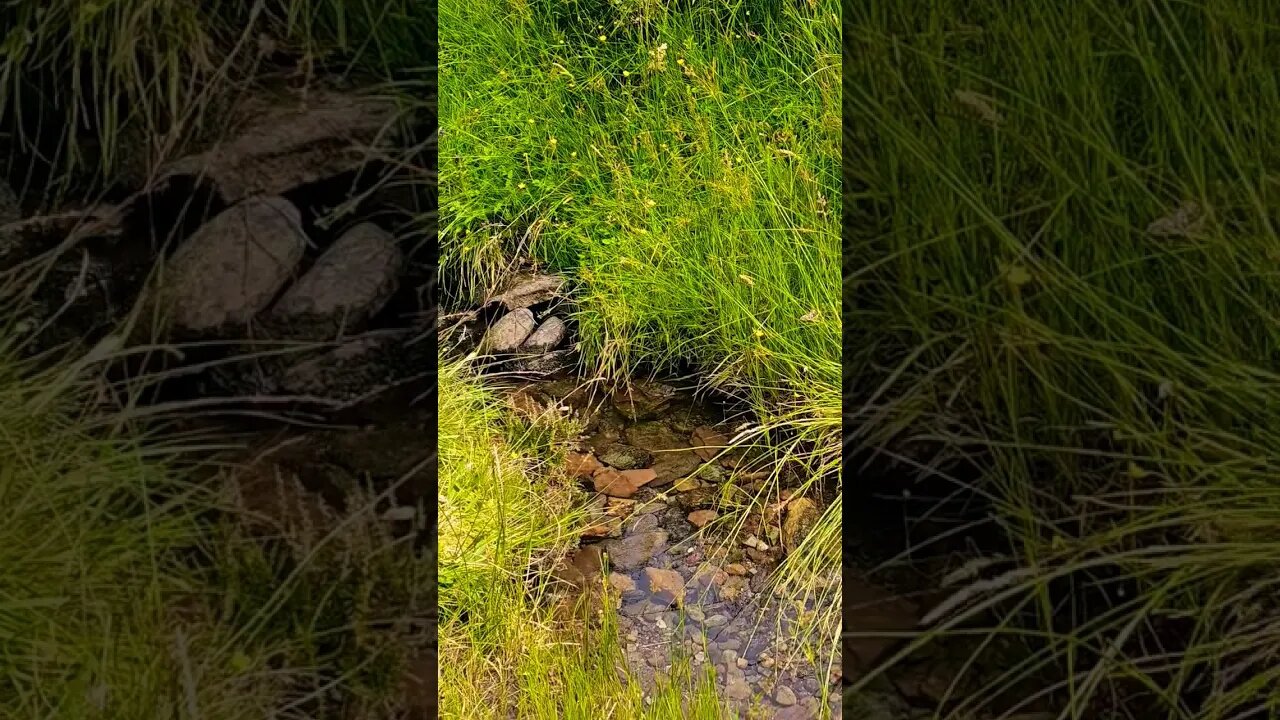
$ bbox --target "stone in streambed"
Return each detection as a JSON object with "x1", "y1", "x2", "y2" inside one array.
[
  {"x1": 565, "y1": 451, "x2": 604, "y2": 479},
  {"x1": 592, "y1": 467, "x2": 657, "y2": 498},
  {"x1": 603, "y1": 529, "x2": 669, "y2": 571},
  {"x1": 482, "y1": 308, "x2": 536, "y2": 352},
  {"x1": 781, "y1": 496, "x2": 821, "y2": 551},
  {"x1": 271, "y1": 222, "x2": 402, "y2": 333},
  {"x1": 521, "y1": 316, "x2": 566, "y2": 352},
  {"x1": 161, "y1": 196, "x2": 306, "y2": 332},
  {"x1": 598, "y1": 443, "x2": 653, "y2": 470}
]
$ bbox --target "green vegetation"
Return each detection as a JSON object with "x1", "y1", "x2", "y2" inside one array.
[
  {"x1": 0, "y1": 334, "x2": 434, "y2": 718},
  {"x1": 1, "y1": 3, "x2": 439, "y2": 718},
  {"x1": 439, "y1": 0, "x2": 842, "y2": 657},
  {"x1": 438, "y1": 353, "x2": 728, "y2": 719},
  {"x1": 0, "y1": 0, "x2": 433, "y2": 192},
  {"x1": 849, "y1": 1, "x2": 1280, "y2": 715}
]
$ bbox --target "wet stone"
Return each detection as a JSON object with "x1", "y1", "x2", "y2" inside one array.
[
  {"x1": 602, "y1": 530, "x2": 669, "y2": 571},
  {"x1": 598, "y1": 443, "x2": 653, "y2": 470}
]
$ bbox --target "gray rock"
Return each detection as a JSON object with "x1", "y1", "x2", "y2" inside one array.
[
  {"x1": 487, "y1": 273, "x2": 564, "y2": 310},
  {"x1": 271, "y1": 222, "x2": 401, "y2": 333},
  {"x1": 482, "y1": 308, "x2": 536, "y2": 353},
  {"x1": 725, "y1": 677, "x2": 751, "y2": 702},
  {"x1": 599, "y1": 443, "x2": 653, "y2": 470},
  {"x1": 774, "y1": 685, "x2": 797, "y2": 706},
  {"x1": 602, "y1": 530, "x2": 669, "y2": 571},
  {"x1": 162, "y1": 196, "x2": 306, "y2": 332},
  {"x1": 521, "y1": 315, "x2": 566, "y2": 352}
]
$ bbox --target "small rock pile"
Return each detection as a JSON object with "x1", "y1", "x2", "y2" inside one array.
[
  {"x1": 473, "y1": 272, "x2": 573, "y2": 373},
  {"x1": 143, "y1": 195, "x2": 426, "y2": 402}
]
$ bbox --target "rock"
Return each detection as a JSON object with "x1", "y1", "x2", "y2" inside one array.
[
  {"x1": 565, "y1": 451, "x2": 604, "y2": 479},
  {"x1": 782, "y1": 496, "x2": 822, "y2": 551},
  {"x1": 270, "y1": 222, "x2": 401, "y2": 333},
  {"x1": 626, "y1": 422, "x2": 702, "y2": 485},
  {"x1": 608, "y1": 572, "x2": 636, "y2": 595},
  {"x1": 481, "y1": 308, "x2": 536, "y2": 352},
  {"x1": 161, "y1": 196, "x2": 305, "y2": 332},
  {"x1": 598, "y1": 444, "x2": 653, "y2": 470},
  {"x1": 603, "y1": 530, "x2": 669, "y2": 570},
  {"x1": 687, "y1": 509, "x2": 717, "y2": 528},
  {"x1": 486, "y1": 273, "x2": 565, "y2": 310},
  {"x1": 611, "y1": 379, "x2": 678, "y2": 421},
  {"x1": 725, "y1": 677, "x2": 751, "y2": 702},
  {"x1": 724, "y1": 563, "x2": 748, "y2": 576},
  {"x1": 581, "y1": 517, "x2": 623, "y2": 538},
  {"x1": 690, "y1": 426, "x2": 729, "y2": 462},
  {"x1": 774, "y1": 685, "x2": 797, "y2": 706},
  {"x1": 521, "y1": 316, "x2": 566, "y2": 352},
  {"x1": 159, "y1": 90, "x2": 399, "y2": 203},
  {"x1": 735, "y1": 657, "x2": 749, "y2": 669},
  {"x1": 592, "y1": 468, "x2": 657, "y2": 498},
  {"x1": 641, "y1": 567, "x2": 685, "y2": 603}
]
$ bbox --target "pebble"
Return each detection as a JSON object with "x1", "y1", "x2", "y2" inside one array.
[
  {"x1": 736, "y1": 657, "x2": 749, "y2": 669},
  {"x1": 725, "y1": 678, "x2": 751, "y2": 701},
  {"x1": 703, "y1": 613, "x2": 729, "y2": 628},
  {"x1": 774, "y1": 685, "x2": 797, "y2": 706}
]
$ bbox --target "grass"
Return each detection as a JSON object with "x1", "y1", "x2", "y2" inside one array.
[
  {"x1": 0, "y1": 3, "x2": 441, "y2": 718},
  {"x1": 438, "y1": 351, "x2": 731, "y2": 719},
  {"x1": 439, "y1": 0, "x2": 842, "y2": 667},
  {"x1": 848, "y1": 1, "x2": 1280, "y2": 716},
  {"x1": 0, "y1": 0, "x2": 434, "y2": 198},
  {"x1": 0, "y1": 329, "x2": 435, "y2": 719}
]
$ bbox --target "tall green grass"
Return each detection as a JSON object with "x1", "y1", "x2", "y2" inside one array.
[
  {"x1": 440, "y1": 0, "x2": 842, "y2": 660},
  {"x1": 0, "y1": 332, "x2": 434, "y2": 718},
  {"x1": 848, "y1": 1, "x2": 1280, "y2": 715},
  {"x1": 0, "y1": 0, "x2": 433, "y2": 193},
  {"x1": 438, "y1": 352, "x2": 730, "y2": 718}
]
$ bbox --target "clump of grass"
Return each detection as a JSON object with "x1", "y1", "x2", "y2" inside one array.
[
  {"x1": 439, "y1": 351, "x2": 730, "y2": 718},
  {"x1": 0, "y1": 0, "x2": 434, "y2": 196},
  {"x1": 440, "y1": 0, "x2": 841, "y2": 663},
  {"x1": 0, "y1": 324, "x2": 434, "y2": 717},
  {"x1": 849, "y1": 1, "x2": 1280, "y2": 715}
]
